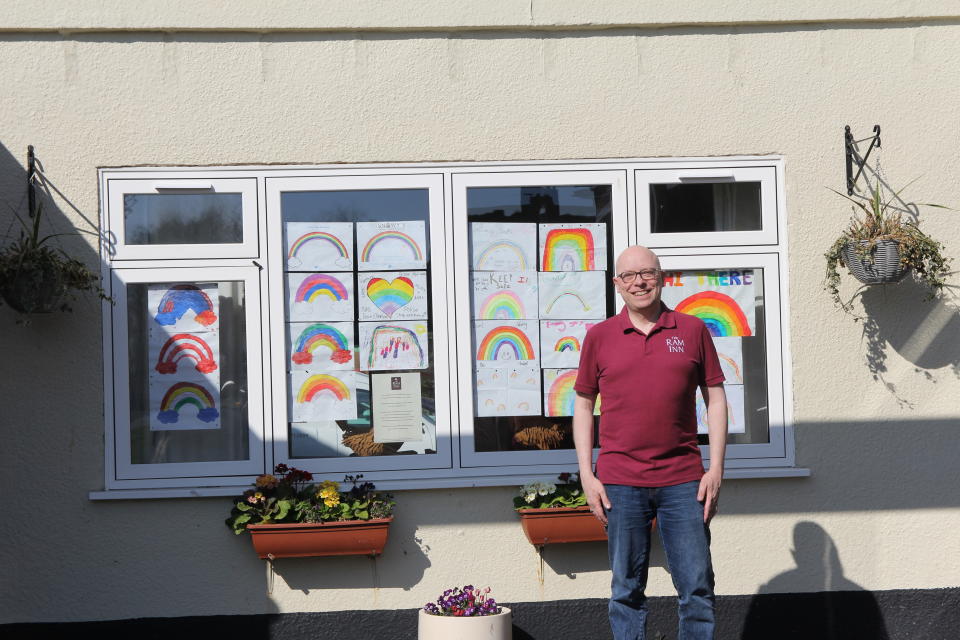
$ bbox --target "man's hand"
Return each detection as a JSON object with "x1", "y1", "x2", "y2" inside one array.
[
  {"x1": 697, "y1": 469, "x2": 722, "y2": 523},
  {"x1": 582, "y1": 472, "x2": 611, "y2": 525}
]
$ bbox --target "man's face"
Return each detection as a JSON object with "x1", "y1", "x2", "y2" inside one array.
[{"x1": 613, "y1": 248, "x2": 663, "y2": 314}]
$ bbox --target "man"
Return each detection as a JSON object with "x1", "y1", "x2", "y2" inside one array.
[{"x1": 573, "y1": 245, "x2": 728, "y2": 640}]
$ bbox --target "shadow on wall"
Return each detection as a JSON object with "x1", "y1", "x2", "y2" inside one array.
[{"x1": 740, "y1": 521, "x2": 889, "y2": 640}]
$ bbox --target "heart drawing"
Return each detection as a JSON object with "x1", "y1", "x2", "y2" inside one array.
[{"x1": 366, "y1": 277, "x2": 415, "y2": 317}]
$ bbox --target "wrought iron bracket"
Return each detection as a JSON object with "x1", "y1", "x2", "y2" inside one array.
[
  {"x1": 27, "y1": 144, "x2": 36, "y2": 217},
  {"x1": 845, "y1": 125, "x2": 881, "y2": 195}
]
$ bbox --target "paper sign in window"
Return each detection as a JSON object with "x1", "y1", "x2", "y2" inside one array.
[
  {"x1": 471, "y1": 222, "x2": 537, "y2": 271},
  {"x1": 472, "y1": 271, "x2": 538, "y2": 320},
  {"x1": 371, "y1": 372, "x2": 424, "y2": 443},
  {"x1": 660, "y1": 270, "x2": 756, "y2": 337},
  {"x1": 356, "y1": 221, "x2": 427, "y2": 271}
]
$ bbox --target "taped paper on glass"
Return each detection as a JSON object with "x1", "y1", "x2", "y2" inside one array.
[
  {"x1": 538, "y1": 271, "x2": 607, "y2": 320},
  {"x1": 358, "y1": 320, "x2": 430, "y2": 371},
  {"x1": 538, "y1": 223, "x2": 607, "y2": 272},
  {"x1": 287, "y1": 321, "x2": 355, "y2": 371},
  {"x1": 472, "y1": 270, "x2": 538, "y2": 320},
  {"x1": 371, "y1": 372, "x2": 423, "y2": 443},
  {"x1": 696, "y1": 384, "x2": 745, "y2": 434},
  {"x1": 358, "y1": 271, "x2": 428, "y2": 321},
  {"x1": 286, "y1": 272, "x2": 354, "y2": 322},
  {"x1": 543, "y1": 368, "x2": 600, "y2": 417},
  {"x1": 290, "y1": 421, "x2": 354, "y2": 458},
  {"x1": 711, "y1": 337, "x2": 744, "y2": 385},
  {"x1": 471, "y1": 222, "x2": 537, "y2": 271},
  {"x1": 285, "y1": 222, "x2": 354, "y2": 271},
  {"x1": 356, "y1": 220, "x2": 427, "y2": 271},
  {"x1": 660, "y1": 270, "x2": 756, "y2": 337},
  {"x1": 539, "y1": 320, "x2": 600, "y2": 369},
  {"x1": 474, "y1": 320, "x2": 539, "y2": 369},
  {"x1": 289, "y1": 370, "x2": 360, "y2": 422},
  {"x1": 474, "y1": 366, "x2": 542, "y2": 417}
]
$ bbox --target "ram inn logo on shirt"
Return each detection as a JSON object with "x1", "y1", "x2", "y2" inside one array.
[{"x1": 665, "y1": 336, "x2": 685, "y2": 353}]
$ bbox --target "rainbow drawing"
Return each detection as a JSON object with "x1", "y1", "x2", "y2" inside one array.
[
  {"x1": 291, "y1": 323, "x2": 352, "y2": 365},
  {"x1": 366, "y1": 276, "x2": 414, "y2": 317},
  {"x1": 554, "y1": 336, "x2": 581, "y2": 352},
  {"x1": 297, "y1": 373, "x2": 351, "y2": 403},
  {"x1": 360, "y1": 230, "x2": 424, "y2": 262},
  {"x1": 718, "y1": 352, "x2": 743, "y2": 384},
  {"x1": 541, "y1": 228, "x2": 595, "y2": 271},
  {"x1": 675, "y1": 291, "x2": 752, "y2": 337},
  {"x1": 477, "y1": 325, "x2": 536, "y2": 361},
  {"x1": 478, "y1": 290, "x2": 526, "y2": 320},
  {"x1": 156, "y1": 382, "x2": 219, "y2": 424},
  {"x1": 294, "y1": 273, "x2": 349, "y2": 304},
  {"x1": 288, "y1": 231, "x2": 350, "y2": 261},
  {"x1": 155, "y1": 333, "x2": 218, "y2": 374},
  {"x1": 366, "y1": 325, "x2": 425, "y2": 368},
  {"x1": 546, "y1": 370, "x2": 579, "y2": 416},
  {"x1": 544, "y1": 291, "x2": 591, "y2": 315},
  {"x1": 154, "y1": 284, "x2": 217, "y2": 327},
  {"x1": 476, "y1": 241, "x2": 529, "y2": 270}
]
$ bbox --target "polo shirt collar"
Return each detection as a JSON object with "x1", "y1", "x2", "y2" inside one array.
[{"x1": 618, "y1": 303, "x2": 677, "y2": 334}]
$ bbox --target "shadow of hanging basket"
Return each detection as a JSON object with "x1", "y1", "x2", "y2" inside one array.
[{"x1": 842, "y1": 239, "x2": 909, "y2": 285}]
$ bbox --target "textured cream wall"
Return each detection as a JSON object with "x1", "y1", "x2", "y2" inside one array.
[{"x1": 2, "y1": 9, "x2": 960, "y2": 624}]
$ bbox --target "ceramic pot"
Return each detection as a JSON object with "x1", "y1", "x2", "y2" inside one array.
[
  {"x1": 246, "y1": 518, "x2": 391, "y2": 559},
  {"x1": 418, "y1": 607, "x2": 512, "y2": 640}
]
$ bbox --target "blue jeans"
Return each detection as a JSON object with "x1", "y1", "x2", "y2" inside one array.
[{"x1": 604, "y1": 481, "x2": 715, "y2": 640}]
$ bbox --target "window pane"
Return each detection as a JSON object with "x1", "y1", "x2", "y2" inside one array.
[
  {"x1": 650, "y1": 182, "x2": 761, "y2": 233},
  {"x1": 124, "y1": 193, "x2": 243, "y2": 244},
  {"x1": 280, "y1": 190, "x2": 437, "y2": 459},
  {"x1": 126, "y1": 280, "x2": 250, "y2": 464},
  {"x1": 467, "y1": 185, "x2": 614, "y2": 453}
]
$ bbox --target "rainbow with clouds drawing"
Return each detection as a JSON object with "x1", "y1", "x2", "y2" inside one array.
[
  {"x1": 477, "y1": 325, "x2": 536, "y2": 362},
  {"x1": 478, "y1": 291, "x2": 526, "y2": 320},
  {"x1": 154, "y1": 284, "x2": 218, "y2": 327},
  {"x1": 291, "y1": 323, "x2": 352, "y2": 365},
  {"x1": 297, "y1": 373, "x2": 352, "y2": 403},
  {"x1": 155, "y1": 333, "x2": 218, "y2": 374},
  {"x1": 541, "y1": 228, "x2": 595, "y2": 271},
  {"x1": 476, "y1": 240, "x2": 530, "y2": 270},
  {"x1": 675, "y1": 291, "x2": 752, "y2": 337},
  {"x1": 294, "y1": 273, "x2": 349, "y2": 303},
  {"x1": 361, "y1": 230, "x2": 423, "y2": 263},
  {"x1": 156, "y1": 382, "x2": 219, "y2": 424},
  {"x1": 288, "y1": 231, "x2": 350, "y2": 261}
]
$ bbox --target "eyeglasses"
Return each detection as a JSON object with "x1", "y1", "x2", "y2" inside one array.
[{"x1": 615, "y1": 269, "x2": 660, "y2": 284}]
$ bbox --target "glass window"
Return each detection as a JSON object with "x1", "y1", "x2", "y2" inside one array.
[
  {"x1": 123, "y1": 193, "x2": 243, "y2": 245},
  {"x1": 650, "y1": 182, "x2": 761, "y2": 233}
]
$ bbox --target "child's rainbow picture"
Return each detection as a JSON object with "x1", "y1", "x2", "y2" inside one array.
[
  {"x1": 695, "y1": 384, "x2": 745, "y2": 434},
  {"x1": 288, "y1": 321, "x2": 354, "y2": 370},
  {"x1": 151, "y1": 283, "x2": 219, "y2": 329},
  {"x1": 538, "y1": 223, "x2": 607, "y2": 272},
  {"x1": 155, "y1": 333, "x2": 218, "y2": 374},
  {"x1": 358, "y1": 321, "x2": 429, "y2": 371},
  {"x1": 474, "y1": 320, "x2": 539, "y2": 368},
  {"x1": 154, "y1": 381, "x2": 221, "y2": 430},
  {"x1": 474, "y1": 366, "x2": 541, "y2": 417},
  {"x1": 675, "y1": 291, "x2": 752, "y2": 337},
  {"x1": 358, "y1": 271, "x2": 428, "y2": 321},
  {"x1": 543, "y1": 368, "x2": 600, "y2": 417},
  {"x1": 660, "y1": 269, "x2": 757, "y2": 336},
  {"x1": 285, "y1": 222, "x2": 353, "y2": 271},
  {"x1": 539, "y1": 320, "x2": 597, "y2": 369},
  {"x1": 286, "y1": 272, "x2": 354, "y2": 322},
  {"x1": 356, "y1": 221, "x2": 426, "y2": 270},
  {"x1": 471, "y1": 271, "x2": 538, "y2": 321},
  {"x1": 712, "y1": 337, "x2": 744, "y2": 384},
  {"x1": 289, "y1": 370, "x2": 359, "y2": 422},
  {"x1": 538, "y1": 271, "x2": 606, "y2": 320},
  {"x1": 471, "y1": 222, "x2": 537, "y2": 271}
]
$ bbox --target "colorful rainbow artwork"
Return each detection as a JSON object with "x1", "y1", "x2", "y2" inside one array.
[
  {"x1": 478, "y1": 290, "x2": 526, "y2": 320},
  {"x1": 291, "y1": 323, "x2": 352, "y2": 365},
  {"x1": 360, "y1": 230, "x2": 424, "y2": 262},
  {"x1": 367, "y1": 325, "x2": 426, "y2": 368},
  {"x1": 717, "y1": 352, "x2": 743, "y2": 384},
  {"x1": 297, "y1": 373, "x2": 351, "y2": 403},
  {"x1": 155, "y1": 333, "x2": 218, "y2": 374},
  {"x1": 156, "y1": 382, "x2": 219, "y2": 424},
  {"x1": 675, "y1": 291, "x2": 752, "y2": 337},
  {"x1": 294, "y1": 274, "x2": 349, "y2": 304},
  {"x1": 544, "y1": 291, "x2": 591, "y2": 315},
  {"x1": 554, "y1": 336, "x2": 581, "y2": 352},
  {"x1": 476, "y1": 241, "x2": 529, "y2": 270},
  {"x1": 154, "y1": 284, "x2": 217, "y2": 327},
  {"x1": 288, "y1": 231, "x2": 350, "y2": 261},
  {"x1": 477, "y1": 325, "x2": 536, "y2": 361},
  {"x1": 366, "y1": 277, "x2": 414, "y2": 317},
  {"x1": 541, "y1": 228, "x2": 595, "y2": 271},
  {"x1": 546, "y1": 370, "x2": 579, "y2": 416}
]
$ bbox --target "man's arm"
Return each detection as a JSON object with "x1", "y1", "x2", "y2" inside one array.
[
  {"x1": 573, "y1": 391, "x2": 609, "y2": 524},
  {"x1": 697, "y1": 383, "x2": 727, "y2": 523}
]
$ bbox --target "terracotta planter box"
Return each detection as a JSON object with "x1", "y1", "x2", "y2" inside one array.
[
  {"x1": 247, "y1": 518, "x2": 392, "y2": 559},
  {"x1": 517, "y1": 506, "x2": 607, "y2": 546}
]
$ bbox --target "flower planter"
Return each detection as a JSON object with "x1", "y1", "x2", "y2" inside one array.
[
  {"x1": 246, "y1": 518, "x2": 392, "y2": 559},
  {"x1": 418, "y1": 608, "x2": 512, "y2": 640},
  {"x1": 517, "y1": 506, "x2": 607, "y2": 546},
  {"x1": 0, "y1": 265, "x2": 67, "y2": 314},
  {"x1": 842, "y1": 239, "x2": 909, "y2": 285}
]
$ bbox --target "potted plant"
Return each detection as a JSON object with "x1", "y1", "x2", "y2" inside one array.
[
  {"x1": 226, "y1": 465, "x2": 395, "y2": 558},
  {"x1": 514, "y1": 473, "x2": 607, "y2": 546},
  {"x1": 825, "y1": 178, "x2": 951, "y2": 310},
  {"x1": 419, "y1": 585, "x2": 511, "y2": 640}
]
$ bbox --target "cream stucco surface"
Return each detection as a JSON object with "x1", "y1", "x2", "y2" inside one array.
[{"x1": 1, "y1": 6, "x2": 959, "y2": 624}]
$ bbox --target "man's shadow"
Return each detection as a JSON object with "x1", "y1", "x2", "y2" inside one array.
[{"x1": 740, "y1": 521, "x2": 889, "y2": 640}]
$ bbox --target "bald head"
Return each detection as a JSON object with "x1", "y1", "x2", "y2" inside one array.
[{"x1": 615, "y1": 245, "x2": 661, "y2": 275}]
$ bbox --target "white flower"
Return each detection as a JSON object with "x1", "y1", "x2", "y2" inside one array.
[
  {"x1": 524, "y1": 492, "x2": 536, "y2": 503},
  {"x1": 537, "y1": 482, "x2": 556, "y2": 496}
]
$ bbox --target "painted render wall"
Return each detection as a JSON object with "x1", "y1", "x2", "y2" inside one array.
[{"x1": 2, "y1": 4, "x2": 959, "y2": 624}]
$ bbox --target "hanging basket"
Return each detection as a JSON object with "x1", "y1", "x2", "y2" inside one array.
[
  {"x1": 0, "y1": 264, "x2": 68, "y2": 313},
  {"x1": 841, "y1": 239, "x2": 909, "y2": 285}
]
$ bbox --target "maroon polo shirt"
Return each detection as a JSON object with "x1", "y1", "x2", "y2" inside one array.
[{"x1": 574, "y1": 304, "x2": 725, "y2": 487}]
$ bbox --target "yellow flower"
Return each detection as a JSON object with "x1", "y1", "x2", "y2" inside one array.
[
  {"x1": 323, "y1": 494, "x2": 340, "y2": 508},
  {"x1": 317, "y1": 481, "x2": 341, "y2": 508}
]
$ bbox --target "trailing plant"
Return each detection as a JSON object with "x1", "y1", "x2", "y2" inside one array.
[
  {"x1": 225, "y1": 465, "x2": 394, "y2": 534},
  {"x1": 825, "y1": 178, "x2": 951, "y2": 310},
  {"x1": 422, "y1": 585, "x2": 501, "y2": 617},
  {"x1": 513, "y1": 472, "x2": 587, "y2": 510}
]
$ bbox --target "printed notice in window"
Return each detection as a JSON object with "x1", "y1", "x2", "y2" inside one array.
[{"x1": 371, "y1": 372, "x2": 423, "y2": 443}]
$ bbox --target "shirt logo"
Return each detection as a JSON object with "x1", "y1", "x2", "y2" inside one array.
[{"x1": 665, "y1": 336, "x2": 685, "y2": 353}]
